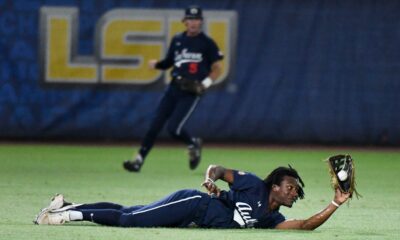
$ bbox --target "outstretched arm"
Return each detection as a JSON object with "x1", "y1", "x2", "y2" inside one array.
[
  {"x1": 201, "y1": 165, "x2": 233, "y2": 196},
  {"x1": 275, "y1": 189, "x2": 350, "y2": 230}
]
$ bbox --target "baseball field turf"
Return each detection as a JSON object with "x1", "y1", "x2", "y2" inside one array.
[{"x1": 0, "y1": 143, "x2": 398, "y2": 240}]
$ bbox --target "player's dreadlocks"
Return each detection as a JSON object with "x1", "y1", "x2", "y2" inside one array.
[{"x1": 263, "y1": 165, "x2": 305, "y2": 199}]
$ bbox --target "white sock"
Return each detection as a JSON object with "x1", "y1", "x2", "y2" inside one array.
[
  {"x1": 135, "y1": 154, "x2": 143, "y2": 163},
  {"x1": 69, "y1": 210, "x2": 83, "y2": 221}
]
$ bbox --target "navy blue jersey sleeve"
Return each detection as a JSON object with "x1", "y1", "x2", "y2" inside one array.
[
  {"x1": 155, "y1": 36, "x2": 176, "y2": 70},
  {"x1": 206, "y1": 38, "x2": 224, "y2": 64},
  {"x1": 269, "y1": 212, "x2": 285, "y2": 228},
  {"x1": 255, "y1": 212, "x2": 286, "y2": 229},
  {"x1": 229, "y1": 170, "x2": 264, "y2": 191}
]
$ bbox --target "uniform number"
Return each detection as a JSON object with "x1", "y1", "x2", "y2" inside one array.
[{"x1": 189, "y1": 63, "x2": 198, "y2": 74}]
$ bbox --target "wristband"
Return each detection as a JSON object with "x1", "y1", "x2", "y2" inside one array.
[
  {"x1": 201, "y1": 77, "x2": 213, "y2": 88},
  {"x1": 205, "y1": 177, "x2": 215, "y2": 184},
  {"x1": 331, "y1": 200, "x2": 340, "y2": 207},
  {"x1": 201, "y1": 177, "x2": 215, "y2": 187}
]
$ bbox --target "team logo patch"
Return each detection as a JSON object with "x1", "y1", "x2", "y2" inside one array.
[{"x1": 238, "y1": 171, "x2": 246, "y2": 175}]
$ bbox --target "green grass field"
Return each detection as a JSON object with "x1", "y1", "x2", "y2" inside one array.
[{"x1": 0, "y1": 143, "x2": 399, "y2": 240}]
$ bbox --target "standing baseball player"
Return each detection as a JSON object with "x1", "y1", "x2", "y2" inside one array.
[
  {"x1": 34, "y1": 164, "x2": 351, "y2": 229},
  {"x1": 123, "y1": 5, "x2": 223, "y2": 172}
]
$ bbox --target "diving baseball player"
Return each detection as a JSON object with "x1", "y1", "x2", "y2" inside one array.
[{"x1": 34, "y1": 164, "x2": 350, "y2": 229}]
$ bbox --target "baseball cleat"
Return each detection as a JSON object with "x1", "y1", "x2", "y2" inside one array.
[
  {"x1": 35, "y1": 210, "x2": 70, "y2": 225},
  {"x1": 188, "y1": 138, "x2": 202, "y2": 170},
  {"x1": 123, "y1": 160, "x2": 142, "y2": 172},
  {"x1": 123, "y1": 154, "x2": 143, "y2": 172},
  {"x1": 34, "y1": 208, "x2": 50, "y2": 225},
  {"x1": 34, "y1": 194, "x2": 81, "y2": 224},
  {"x1": 44, "y1": 193, "x2": 75, "y2": 211},
  {"x1": 48, "y1": 194, "x2": 65, "y2": 211},
  {"x1": 33, "y1": 193, "x2": 65, "y2": 224}
]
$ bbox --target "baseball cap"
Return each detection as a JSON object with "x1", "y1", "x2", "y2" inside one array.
[{"x1": 184, "y1": 6, "x2": 203, "y2": 20}]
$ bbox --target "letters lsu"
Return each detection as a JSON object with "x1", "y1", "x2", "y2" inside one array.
[{"x1": 39, "y1": 7, "x2": 237, "y2": 87}]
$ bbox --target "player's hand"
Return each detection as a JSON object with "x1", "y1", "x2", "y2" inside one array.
[
  {"x1": 148, "y1": 59, "x2": 158, "y2": 69},
  {"x1": 333, "y1": 188, "x2": 351, "y2": 205},
  {"x1": 201, "y1": 179, "x2": 221, "y2": 197}
]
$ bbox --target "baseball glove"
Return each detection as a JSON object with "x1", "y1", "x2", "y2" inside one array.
[
  {"x1": 326, "y1": 154, "x2": 360, "y2": 199},
  {"x1": 175, "y1": 77, "x2": 205, "y2": 95}
]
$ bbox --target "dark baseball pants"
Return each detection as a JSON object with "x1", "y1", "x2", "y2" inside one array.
[
  {"x1": 139, "y1": 84, "x2": 200, "y2": 159},
  {"x1": 74, "y1": 189, "x2": 208, "y2": 227}
]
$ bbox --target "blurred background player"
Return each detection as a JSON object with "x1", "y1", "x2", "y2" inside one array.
[
  {"x1": 34, "y1": 164, "x2": 350, "y2": 229},
  {"x1": 123, "y1": 5, "x2": 224, "y2": 172}
]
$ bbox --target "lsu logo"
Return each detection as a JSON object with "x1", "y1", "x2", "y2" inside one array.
[{"x1": 39, "y1": 7, "x2": 237, "y2": 88}]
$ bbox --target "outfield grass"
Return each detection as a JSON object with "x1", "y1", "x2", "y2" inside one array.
[{"x1": 0, "y1": 143, "x2": 399, "y2": 240}]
